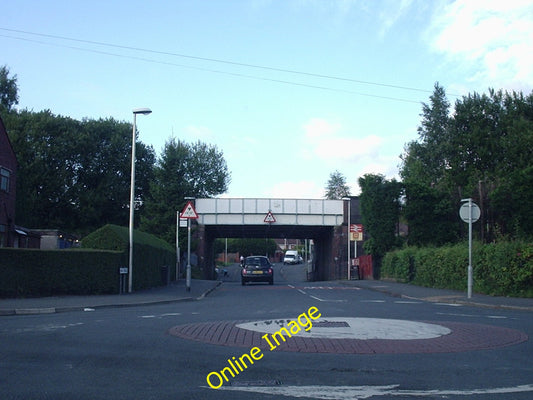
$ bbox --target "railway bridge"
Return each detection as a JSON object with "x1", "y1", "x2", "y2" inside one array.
[{"x1": 186, "y1": 197, "x2": 362, "y2": 281}]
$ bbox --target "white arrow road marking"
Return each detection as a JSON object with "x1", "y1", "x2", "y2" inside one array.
[
  {"x1": 236, "y1": 318, "x2": 450, "y2": 340},
  {"x1": 215, "y1": 384, "x2": 533, "y2": 399}
]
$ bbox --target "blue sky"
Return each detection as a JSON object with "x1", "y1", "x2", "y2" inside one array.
[{"x1": 2, "y1": 0, "x2": 532, "y2": 198}]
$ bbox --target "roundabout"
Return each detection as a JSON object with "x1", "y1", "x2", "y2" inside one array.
[{"x1": 168, "y1": 316, "x2": 528, "y2": 354}]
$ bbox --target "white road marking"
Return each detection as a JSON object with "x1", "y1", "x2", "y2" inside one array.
[
  {"x1": 394, "y1": 301, "x2": 421, "y2": 304},
  {"x1": 437, "y1": 312, "x2": 477, "y2": 318},
  {"x1": 12, "y1": 322, "x2": 84, "y2": 333},
  {"x1": 216, "y1": 383, "x2": 533, "y2": 399},
  {"x1": 360, "y1": 300, "x2": 386, "y2": 303},
  {"x1": 309, "y1": 295, "x2": 347, "y2": 303},
  {"x1": 236, "y1": 317, "x2": 450, "y2": 340},
  {"x1": 298, "y1": 289, "x2": 307, "y2": 295},
  {"x1": 139, "y1": 312, "x2": 182, "y2": 319},
  {"x1": 435, "y1": 303, "x2": 463, "y2": 307}
]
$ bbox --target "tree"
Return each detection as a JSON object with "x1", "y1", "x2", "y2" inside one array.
[
  {"x1": 324, "y1": 170, "x2": 351, "y2": 199},
  {"x1": 358, "y1": 174, "x2": 402, "y2": 259},
  {"x1": 214, "y1": 238, "x2": 278, "y2": 259},
  {"x1": 140, "y1": 138, "x2": 230, "y2": 245},
  {"x1": 400, "y1": 83, "x2": 459, "y2": 245},
  {"x1": 5, "y1": 110, "x2": 155, "y2": 235},
  {"x1": 0, "y1": 65, "x2": 19, "y2": 112},
  {"x1": 400, "y1": 85, "x2": 533, "y2": 242}
]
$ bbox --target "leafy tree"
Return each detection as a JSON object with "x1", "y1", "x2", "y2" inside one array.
[
  {"x1": 324, "y1": 170, "x2": 351, "y2": 199},
  {"x1": 400, "y1": 83, "x2": 459, "y2": 245},
  {"x1": 0, "y1": 65, "x2": 19, "y2": 112},
  {"x1": 358, "y1": 174, "x2": 402, "y2": 259},
  {"x1": 5, "y1": 109, "x2": 155, "y2": 235},
  {"x1": 140, "y1": 138, "x2": 230, "y2": 245},
  {"x1": 401, "y1": 85, "x2": 533, "y2": 242},
  {"x1": 401, "y1": 83, "x2": 451, "y2": 187},
  {"x1": 214, "y1": 238, "x2": 278, "y2": 259}
]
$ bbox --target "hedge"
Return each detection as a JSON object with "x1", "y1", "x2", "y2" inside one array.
[
  {"x1": 0, "y1": 224, "x2": 176, "y2": 298},
  {"x1": 82, "y1": 224, "x2": 176, "y2": 291},
  {"x1": 0, "y1": 248, "x2": 124, "y2": 297},
  {"x1": 381, "y1": 240, "x2": 533, "y2": 297}
]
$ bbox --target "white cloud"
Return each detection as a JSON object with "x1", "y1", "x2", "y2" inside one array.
[
  {"x1": 302, "y1": 118, "x2": 383, "y2": 162},
  {"x1": 428, "y1": 0, "x2": 533, "y2": 90}
]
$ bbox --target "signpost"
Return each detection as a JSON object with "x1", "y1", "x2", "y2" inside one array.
[
  {"x1": 460, "y1": 198, "x2": 480, "y2": 298},
  {"x1": 176, "y1": 212, "x2": 188, "y2": 284},
  {"x1": 181, "y1": 200, "x2": 198, "y2": 292},
  {"x1": 349, "y1": 224, "x2": 363, "y2": 280}
]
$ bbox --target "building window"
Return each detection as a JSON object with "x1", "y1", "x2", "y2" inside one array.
[{"x1": 0, "y1": 168, "x2": 10, "y2": 192}]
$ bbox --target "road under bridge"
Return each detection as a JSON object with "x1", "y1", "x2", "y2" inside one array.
[{"x1": 188, "y1": 198, "x2": 361, "y2": 281}]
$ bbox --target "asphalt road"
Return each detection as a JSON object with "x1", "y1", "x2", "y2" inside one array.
[{"x1": 1, "y1": 262, "x2": 532, "y2": 400}]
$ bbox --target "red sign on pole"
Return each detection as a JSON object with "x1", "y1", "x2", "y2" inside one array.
[
  {"x1": 350, "y1": 224, "x2": 363, "y2": 241},
  {"x1": 180, "y1": 201, "x2": 198, "y2": 219}
]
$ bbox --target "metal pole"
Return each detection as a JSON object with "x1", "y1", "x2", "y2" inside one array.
[
  {"x1": 128, "y1": 113, "x2": 137, "y2": 293},
  {"x1": 186, "y1": 218, "x2": 191, "y2": 292},
  {"x1": 176, "y1": 211, "x2": 180, "y2": 282},
  {"x1": 468, "y1": 198, "x2": 473, "y2": 299},
  {"x1": 347, "y1": 199, "x2": 351, "y2": 280}
]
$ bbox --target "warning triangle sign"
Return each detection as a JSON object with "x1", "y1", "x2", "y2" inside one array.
[
  {"x1": 264, "y1": 211, "x2": 276, "y2": 223},
  {"x1": 181, "y1": 201, "x2": 199, "y2": 219}
]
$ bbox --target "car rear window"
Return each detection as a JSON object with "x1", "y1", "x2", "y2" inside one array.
[{"x1": 246, "y1": 257, "x2": 268, "y2": 266}]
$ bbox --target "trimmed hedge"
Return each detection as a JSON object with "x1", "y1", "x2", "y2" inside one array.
[
  {"x1": 382, "y1": 241, "x2": 533, "y2": 297},
  {"x1": 0, "y1": 248, "x2": 124, "y2": 297},
  {"x1": 0, "y1": 224, "x2": 176, "y2": 298},
  {"x1": 82, "y1": 224, "x2": 176, "y2": 291}
]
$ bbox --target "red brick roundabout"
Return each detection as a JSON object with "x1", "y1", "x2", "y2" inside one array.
[{"x1": 168, "y1": 318, "x2": 528, "y2": 354}]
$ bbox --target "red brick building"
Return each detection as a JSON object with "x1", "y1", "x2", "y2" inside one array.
[
  {"x1": 0, "y1": 115, "x2": 39, "y2": 248},
  {"x1": 0, "y1": 115, "x2": 17, "y2": 247}
]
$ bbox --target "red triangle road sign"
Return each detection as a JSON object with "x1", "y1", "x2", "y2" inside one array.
[
  {"x1": 181, "y1": 201, "x2": 199, "y2": 219},
  {"x1": 264, "y1": 211, "x2": 276, "y2": 223}
]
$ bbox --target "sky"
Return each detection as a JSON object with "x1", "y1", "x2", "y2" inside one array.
[{"x1": 2, "y1": 0, "x2": 532, "y2": 199}]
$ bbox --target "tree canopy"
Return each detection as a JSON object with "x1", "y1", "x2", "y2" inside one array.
[
  {"x1": 324, "y1": 170, "x2": 351, "y2": 199},
  {"x1": 140, "y1": 138, "x2": 230, "y2": 245},
  {"x1": 1, "y1": 65, "x2": 230, "y2": 241},
  {"x1": 0, "y1": 66, "x2": 18, "y2": 112},
  {"x1": 401, "y1": 84, "x2": 533, "y2": 243}
]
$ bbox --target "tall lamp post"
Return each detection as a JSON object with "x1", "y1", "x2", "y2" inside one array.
[{"x1": 128, "y1": 107, "x2": 152, "y2": 293}]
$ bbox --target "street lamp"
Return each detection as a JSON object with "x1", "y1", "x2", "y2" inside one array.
[
  {"x1": 342, "y1": 197, "x2": 351, "y2": 281},
  {"x1": 128, "y1": 107, "x2": 152, "y2": 293}
]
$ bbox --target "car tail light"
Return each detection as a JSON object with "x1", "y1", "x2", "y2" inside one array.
[
  {"x1": 242, "y1": 269, "x2": 247, "y2": 275},
  {"x1": 268, "y1": 268, "x2": 272, "y2": 274}
]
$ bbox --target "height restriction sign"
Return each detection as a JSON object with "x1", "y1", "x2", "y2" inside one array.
[{"x1": 180, "y1": 201, "x2": 199, "y2": 219}]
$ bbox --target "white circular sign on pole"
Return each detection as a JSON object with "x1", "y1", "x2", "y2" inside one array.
[{"x1": 459, "y1": 202, "x2": 480, "y2": 223}]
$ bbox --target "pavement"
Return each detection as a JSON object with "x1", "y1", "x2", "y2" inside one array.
[
  {"x1": 345, "y1": 279, "x2": 533, "y2": 311},
  {"x1": 0, "y1": 279, "x2": 221, "y2": 316},
  {"x1": 1, "y1": 277, "x2": 532, "y2": 316}
]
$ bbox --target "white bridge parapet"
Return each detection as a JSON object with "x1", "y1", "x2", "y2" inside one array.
[{"x1": 196, "y1": 198, "x2": 344, "y2": 226}]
